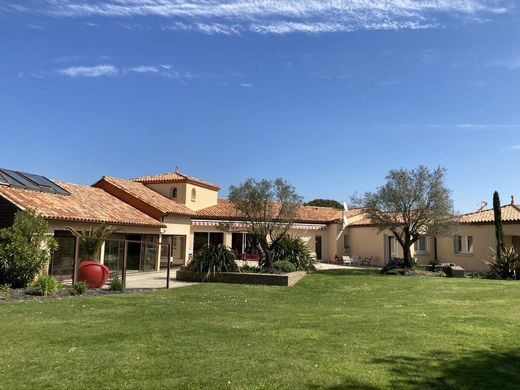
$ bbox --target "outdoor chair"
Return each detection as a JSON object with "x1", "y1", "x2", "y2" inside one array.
[
  {"x1": 362, "y1": 256, "x2": 373, "y2": 266},
  {"x1": 342, "y1": 256, "x2": 360, "y2": 266}
]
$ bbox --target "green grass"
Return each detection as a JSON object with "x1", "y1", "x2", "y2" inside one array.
[{"x1": 1, "y1": 269, "x2": 520, "y2": 389}]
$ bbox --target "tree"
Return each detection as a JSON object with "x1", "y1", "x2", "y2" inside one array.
[
  {"x1": 67, "y1": 224, "x2": 122, "y2": 261},
  {"x1": 228, "y1": 178, "x2": 302, "y2": 270},
  {"x1": 305, "y1": 199, "x2": 343, "y2": 209},
  {"x1": 493, "y1": 191, "x2": 505, "y2": 262},
  {"x1": 353, "y1": 166, "x2": 457, "y2": 268},
  {"x1": 0, "y1": 210, "x2": 58, "y2": 288}
]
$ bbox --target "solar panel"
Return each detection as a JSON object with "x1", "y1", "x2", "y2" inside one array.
[{"x1": 0, "y1": 168, "x2": 70, "y2": 196}]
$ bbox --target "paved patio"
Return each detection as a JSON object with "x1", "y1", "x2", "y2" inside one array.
[{"x1": 125, "y1": 269, "x2": 196, "y2": 289}]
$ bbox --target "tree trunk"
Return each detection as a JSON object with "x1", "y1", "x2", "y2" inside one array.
[{"x1": 402, "y1": 240, "x2": 413, "y2": 269}]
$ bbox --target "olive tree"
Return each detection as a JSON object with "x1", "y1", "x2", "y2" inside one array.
[
  {"x1": 353, "y1": 166, "x2": 457, "y2": 268},
  {"x1": 228, "y1": 178, "x2": 302, "y2": 270}
]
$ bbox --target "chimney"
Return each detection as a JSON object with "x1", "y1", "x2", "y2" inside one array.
[{"x1": 512, "y1": 195, "x2": 515, "y2": 205}]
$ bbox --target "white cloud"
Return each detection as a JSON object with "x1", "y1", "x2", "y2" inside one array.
[
  {"x1": 511, "y1": 145, "x2": 520, "y2": 151},
  {"x1": 37, "y1": 0, "x2": 508, "y2": 35},
  {"x1": 60, "y1": 64, "x2": 118, "y2": 77},
  {"x1": 129, "y1": 65, "x2": 160, "y2": 73},
  {"x1": 239, "y1": 82, "x2": 253, "y2": 87}
]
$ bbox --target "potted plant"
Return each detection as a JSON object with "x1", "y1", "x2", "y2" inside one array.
[{"x1": 67, "y1": 224, "x2": 121, "y2": 288}]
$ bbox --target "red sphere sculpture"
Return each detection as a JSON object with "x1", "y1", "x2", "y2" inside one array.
[{"x1": 78, "y1": 261, "x2": 110, "y2": 288}]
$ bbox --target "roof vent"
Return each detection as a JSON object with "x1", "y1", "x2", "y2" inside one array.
[{"x1": 512, "y1": 195, "x2": 515, "y2": 205}]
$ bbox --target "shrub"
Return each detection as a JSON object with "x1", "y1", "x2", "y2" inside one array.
[
  {"x1": 273, "y1": 260, "x2": 297, "y2": 273},
  {"x1": 0, "y1": 284, "x2": 10, "y2": 301},
  {"x1": 71, "y1": 281, "x2": 89, "y2": 296},
  {"x1": 486, "y1": 247, "x2": 520, "y2": 280},
  {"x1": 0, "y1": 210, "x2": 58, "y2": 288},
  {"x1": 187, "y1": 244, "x2": 238, "y2": 277},
  {"x1": 272, "y1": 235, "x2": 315, "y2": 271},
  {"x1": 108, "y1": 276, "x2": 124, "y2": 292},
  {"x1": 28, "y1": 275, "x2": 62, "y2": 296},
  {"x1": 381, "y1": 257, "x2": 417, "y2": 274}
]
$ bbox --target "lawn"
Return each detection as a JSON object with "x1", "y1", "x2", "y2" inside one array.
[{"x1": 1, "y1": 269, "x2": 520, "y2": 389}]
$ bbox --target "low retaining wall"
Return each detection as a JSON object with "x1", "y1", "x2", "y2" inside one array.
[{"x1": 176, "y1": 270, "x2": 307, "y2": 287}]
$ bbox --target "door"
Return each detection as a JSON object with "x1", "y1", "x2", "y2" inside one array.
[
  {"x1": 315, "y1": 236, "x2": 323, "y2": 260},
  {"x1": 387, "y1": 236, "x2": 396, "y2": 263}
]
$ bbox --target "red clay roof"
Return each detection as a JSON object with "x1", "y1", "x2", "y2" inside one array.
[
  {"x1": 0, "y1": 181, "x2": 165, "y2": 228},
  {"x1": 459, "y1": 204, "x2": 520, "y2": 224},
  {"x1": 196, "y1": 199, "x2": 362, "y2": 224},
  {"x1": 132, "y1": 170, "x2": 220, "y2": 191},
  {"x1": 99, "y1": 177, "x2": 195, "y2": 217}
]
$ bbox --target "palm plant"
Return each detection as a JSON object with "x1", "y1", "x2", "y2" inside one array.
[
  {"x1": 486, "y1": 247, "x2": 520, "y2": 280},
  {"x1": 67, "y1": 224, "x2": 121, "y2": 261},
  {"x1": 186, "y1": 244, "x2": 238, "y2": 278}
]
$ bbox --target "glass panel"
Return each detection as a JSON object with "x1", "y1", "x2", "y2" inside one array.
[
  {"x1": 104, "y1": 239, "x2": 124, "y2": 273},
  {"x1": 232, "y1": 233, "x2": 243, "y2": 255},
  {"x1": 142, "y1": 244, "x2": 158, "y2": 271},
  {"x1": 194, "y1": 232, "x2": 208, "y2": 253},
  {"x1": 209, "y1": 232, "x2": 224, "y2": 246},
  {"x1": 172, "y1": 236, "x2": 186, "y2": 265},
  {"x1": 50, "y1": 235, "x2": 76, "y2": 279},
  {"x1": 160, "y1": 236, "x2": 173, "y2": 269},
  {"x1": 245, "y1": 234, "x2": 260, "y2": 255},
  {"x1": 467, "y1": 236, "x2": 474, "y2": 253}
]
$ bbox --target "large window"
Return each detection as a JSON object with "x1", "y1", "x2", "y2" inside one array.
[
  {"x1": 193, "y1": 232, "x2": 224, "y2": 253},
  {"x1": 414, "y1": 236, "x2": 429, "y2": 253},
  {"x1": 232, "y1": 233, "x2": 260, "y2": 256},
  {"x1": 104, "y1": 238, "x2": 124, "y2": 272},
  {"x1": 454, "y1": 235, "x2": 473, "y2": 254},
  {"x1": 50, "y1": 231, "x2": 76, "y2": 279}
]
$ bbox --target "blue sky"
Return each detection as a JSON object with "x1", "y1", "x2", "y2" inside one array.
[{"x1": 1, "y1": 1, "x2": 519, "y2": 213}]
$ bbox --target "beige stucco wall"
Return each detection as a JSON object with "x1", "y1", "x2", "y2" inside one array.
[
  {"x1": 143, "y1": 182, "x2": 219, "y2": 211},
  {"x1": 162, "y1": 215, "x2": 192, "y2": 263}
]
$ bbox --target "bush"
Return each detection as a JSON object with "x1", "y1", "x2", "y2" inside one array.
[
  {"x1": 108, "y1": 276, "x2": 124, "y2": 292},
  {"x1": 273, "y1": 260, "x2": 297, "y2": 273},
  {"x1": 28, "y1": 275, "x2": 62, "y2": 296},
  {"x1": 70, "y1": 281, "x2": 89, "y2": 296},
  {"x1": 486, "y1": 247, "x2": 520, "y2": 280},
  {"x1": 0, "y1": 284, "x2": 10, "y2": 301},
  {"x1": 272, "y1": 235, "x2": 315, "y2": 271},
  {"x1": 381, "y1": 257, "x2": 417, "y2": 274},
  {"x1": 187, "y1": 244, "x2": 238, "y2": 277},
  {"x1": 0, "y1": 210, "x2": 58, "y2": 288}
]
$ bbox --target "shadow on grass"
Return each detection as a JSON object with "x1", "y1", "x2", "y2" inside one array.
[
  {"x1": 309, "y1": 349, "x2": 520, "y2": 389},
  {"x1": 314, "y1": 268, "x2": 381, "y2": 277}
]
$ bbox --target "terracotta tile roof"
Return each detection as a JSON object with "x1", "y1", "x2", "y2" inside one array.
[
  {"x1": 99, "y1": 177, "x2": 195, "y2": 217},
  {"x1": 196, "y1": 199, "x2": 362, "y2": 224},
  {"x1": 459, "y1": 204, "x2": 520, "y2": 224},
  {"x1": 132, "y1": 170, "x2": 220, "y2": 191},
  {"x1": 0, "y1": 181, "x2": 165, "y2": 228}
]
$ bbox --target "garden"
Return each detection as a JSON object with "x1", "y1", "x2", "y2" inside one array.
[{"x1": 1, "y1": 268, "x2": 520, "y2": 388}]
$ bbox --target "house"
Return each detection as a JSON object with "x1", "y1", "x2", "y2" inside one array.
[{"x1": 0, "y1": 167, "x2": 516, "y2": 277}]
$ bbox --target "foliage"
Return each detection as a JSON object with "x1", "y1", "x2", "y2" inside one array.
[
  {"x1": 108, "y1": 275, "x2": 124, "y2": 292},
  {"x1": 67, "y1": 224, "x2": 121, "y2": 260},
  {"x1": 28, "y1": 275, "x2": 62, "y2": 296},
  {"x1": 273, "y1": 260, "x2": 297, "y2": 273},
  {"x1": 486, "y1": 247, "x2": 520, "y2": 280},
  {"x1": 0, "y1": 210, "x2": 58, "y2": 288},
  {"x1": 272, "y1": 235, "x2": 316, "y2": 271},
  {"x1": 71, "y1": 281, "x2": 89, "y2": 295},
  {"x1": 305, "y1": 199, "x2": 343, "y2": 209},
  {"x1": 239, "y1": 264, "x2": 260, "y2": 273},
  {"x1": 0, "y1": 284, "x2": 10, "y2": 301},
  {"x1": 229, "y1": 178, "x2": 302, "y2": 270},
  {"x1": 493, "y1": 191, "x2": 505, "y2": 263},
  {"x1": 381, "y1": 257, "x2": 417, "y2": 274},
  {"x1": 186, "y1": 244, "x2": 238, "y2": 277},
  {"x1": 353, "y1": 166, "x2": 457, "y2": 268}
]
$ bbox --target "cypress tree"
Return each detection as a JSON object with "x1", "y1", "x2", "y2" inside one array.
[{"x1": 493, "y1": 191, "x2": 505, "y2": 261}]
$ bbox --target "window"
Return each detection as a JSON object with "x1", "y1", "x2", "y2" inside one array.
[
  {"x1": 193, "y1": 232, "x2": 224, "y2": 253},
  {"x1": 171, "y1": 187, "x2": 177, "y2": 198},
  {"x1": 454, "y1": 235, "x2": 474, "y2": 254},
  {"x1": 343, "y1": 234, "x2": 349, "y2": 249},
  {"x1": 414, "y1": 236, "x2": 429, "y2": 253},
  {"x1": 191, "y1": 188, "x2": 196, "y2": 202}
]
